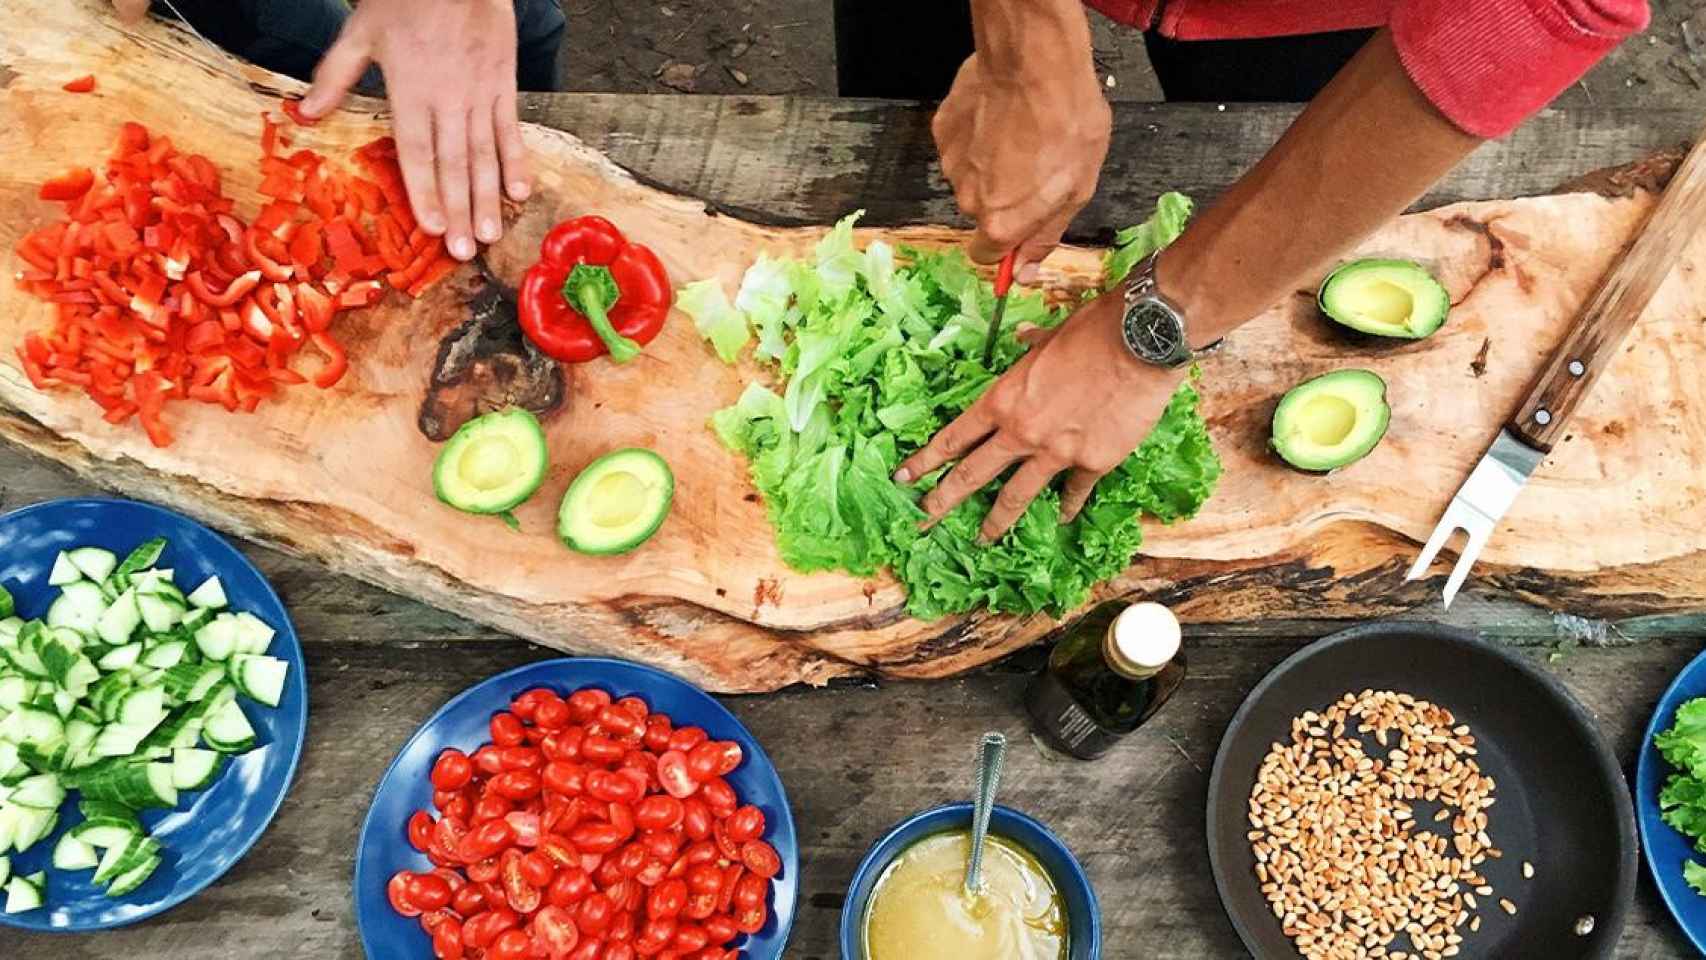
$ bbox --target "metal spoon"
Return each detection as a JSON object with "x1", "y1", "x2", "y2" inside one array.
[{"x1": 964, "y1": 731, "x2": 1008, "y2": 896}]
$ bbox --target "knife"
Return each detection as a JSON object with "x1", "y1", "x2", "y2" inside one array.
[
  {"x1": 1406, "y1": 124, "x2": 1706, "y2": 608},
  {"x1": 979, "y1": 251, "x2": 1018, "y2": 367}
]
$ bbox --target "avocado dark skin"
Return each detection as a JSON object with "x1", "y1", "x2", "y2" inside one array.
[{"x1": 419, "y1": 259, "x2": 566, "y2": 443}]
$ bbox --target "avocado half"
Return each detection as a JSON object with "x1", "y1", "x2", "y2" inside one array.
[
  {"x1": 433, "y1": 408, "x2": 550, "y2": 514},
  {"x1": 1318, "y1": 258, "x2": 1449, "y2": 339},
  {"x1": 1271, "y1": 369, "x2": 1391, "y2": 472},
  {"x1": 558, "y1": 448, "x2": 675, "y2": 555}
]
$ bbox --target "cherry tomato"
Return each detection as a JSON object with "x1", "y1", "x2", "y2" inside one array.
[
  {"x1": 536, "y1": 695, "x2": 572, "y2": 731},
  {"x1": 577, "y1": 892, "x2": 614, "y2": 935},
  {"x1": 707, "y1": 742, "x2": 743, "y2": 777},
  {"x1": 474, "y1": 745, "x2": 506, "y2": 776},
  {"x1": 571, "y1": 822, "x2": 627, "y2": 855},
  {"x1": 433, "y1": 789, "x2": 459, "y2": 812},
  {"x1": 468, "y1": 856, "x2": 501, "y2": 883},
  {"x1": 505, "y1": 810, "x2": 541, "y2": 847},
  {"x1": 442, "y1": 793, "x2": 473, "y2": 822},
  {"x1": 432, "y1": 749, "x2": 475, "y2": 790},
  {"x1": 712, "y1": 822, "x2": 741, "y2": 861},
  {"x1": 460, "y1": 818, "x2": 516, "y2": 861},
  {"x1": 699, "y1": 778, "x2": 737, "y2": 819},
  {"x1": 735, "y1": 899, "x2": 767, "y2": 935},
  {"x1": 643, "y1": 716, "x2": 673, "y2": 752},
  {"x1": 681, "y1": 841, "x2": 717, "y2": 867},
  {"x1": 493, "y1": 770, "x2": 543, "y2": 800},
  {"x1": 717, "y1": 865, "x2": 743, "y2": 914},
  {"x1": 540, "y1": 835, "x2": 579, "y2": 866},
  {"x1": 614, "y1": 842, "x2": 649, "y2": 878},
  {"x1": 608, "y1": 802, "x2": 636, "y2": 839},
  {"x1": 388, "y1": 870, "x2": 423, "y2": 917},
  {"x1": 453, "y1": 883, "x2": 487, "y2": 916},
  {"x1": 407, "y1": 871, "x2": 454, "y2": 911},
  {"x1": 648, "y1": 877, "x2": 688, "y2": 919},
  {"x1": 615, "y1": 695, "x2": 649, "y2": 721},
  {"x1": 490, "y1": 927, "x2": 532, "y2": 960},
  {"x1": 680, "y1": 799, "x2": 712, "y2": 841},
  {"x1": 684, "y1": 744, "x2": 722, "y2": 782},
  {"x1": 640, "y1": 829, "x2": 683, "y2": 860},
  {"x1": 725, "y1": 806, "x2": 765, "y2": 844},
  {"x1": 432, "y1": 813, "x2": 468, "y2": 862},
  {"x1": 502, "y1": 850, "x2": 542, "y2": 914},
  {"x1": 596, "y1": 855, "x2": 624, "y2": 888},
  {"x1": 582, "y1": 735, "x2": 625, "y2": 764},
  {"x1": 617, "y1": 765, "x2": 652, "y2": 799},
  {"x1": 603, "y1": 944, "x2": 636, "y2": 960},
  {"x1": 609, "y1": 877, "x2": 643, "y2": 912},
  {"x1": 543, "y1": 728, "x2": 583, "y2": 762},
  {"x1": 499, "y1": 745, "x2": 544, "y2": 771},
  {"x1": 672, "y1": 925, "x2": 709, "y2": 952},
  {"x1": 510, "y1": 688, "x2": 550, "y2": 722},
  {"x1": 473, "y1": 794, "x2": 512, "y2": 824},
  {"x1": 409, "y1": 810, "x2": 436, "y2": 852},
  {"x1": 702, "y1": 915, "x2": 737, "y2": 946},
  {"x1": 567, "y1": 938, "x2": 604, "y2": 960},
  {"x1": 657, "y1": 752, "x2": 697, "y2": 799},
  {"x1": 739, "y1": 839, "x2": 781, "y2": 879},
  {"x1": 490, "y1": 712, "x2": 527, "y2": 747},
  {"x1": 518, "y1": 849, "x2": 557, "y2": 887},
  {"x1": 609, "y1": 910, "x2": 636, "y2": 943},
  {"x1": 685, "y1": 863, "x2": 723, "y2": 895},
  {"x1": 568, "y1": 689, "x2": 612, "y2": 723},
  {"x1": 543, "y1": 761, "x2": 587, "y2": 796},
  {"x1": 635, "y1": 917, "x2": 677, "y2": 954},
  {"x1": 432, "y1": 916, "x2": 466, "y2": 959},
  {"x1": 587, "y1": 770, "x2": 641, "y2": 804},
  {"x1": 464, "y1": 907, "x2": 520, "y2": 948},
  {"x1": 598, "y1": 705, "x2": 643, "y2": 739},
  {"x1": 667, "y1": 727, "x2": 708, "y2": 754},
  {"x1": 635, "y1": 856, "x2": 669, "y2": 887},
  {"x1": 531, "y1": 904, "x2": 581, "y2": 957},
  {"x1": 683, "y1": 890, "x2": 717, "y2": 921},
  {"x1": 547, "y1": 866, "x2": 595, "y2": 907},
  {"x1": 733, "y1": 872, "x2": 767, "y2": 912}
]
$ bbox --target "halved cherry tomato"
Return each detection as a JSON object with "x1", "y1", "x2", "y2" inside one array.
[
  {"x1": 725, "y1": 806, "x2": 765, "y2": 844},
  {"x1": 490, "y1": 927, "x2": 532, "y2": 960},
  {"x1": 657, "y1": 752, "x2": 697, "y2": 799},
  {"x1": 453, "y1": 883, "x2": 487, "y2": 916},
  {"x1": 547, "y1": 867, "x2": 595, "y2": 907},
  {"x1": 408, "y1": 810, "x2": 436, "y2": 852},
  {"x1": 532, "y1": 904, "x2": 581, "y2": 957},
  {"x1": 666, "y1": 727, "x2": 708, "y2": 754},
  {"x1": 581, "y1": 735, "x2": 624, "y2": 764},
  {"x1": 577, "y1": 892, "x2": 614, "y2": 935},
  {"x1": 467, "y1": 856, "x2": 501, "y2": 883},
  {"x1": 432, "y1": 916, "x2": 466, "y2": 959},
  {"x1": 740, "y1": 839, "x2": 781, "y2": 879},
  {"x1": 699, "y1": 778, "x2": 737, "y2": 819},
  {"x1": 735, "y1": 900, "x2": 767, "y2": 935},
  {"x1": 702, "y1": 915, "x2": 737, "y2": 946},
  {"x1": 685, "y1": 863, "x2": 723, "y2": 895},
  {"x1": 684, "y1": 890, "x2": 718, "y2": 921},
  {"x1": 635, "y1": 917, "x2": 677, "y2": 954},
  {"x1": 460, "y1": 818, "x2": 516, "y2": 862},
  {"x1": 519, "y1": 849, "x2": 557, "y2": 887},
  {"x1": 672, "y1": 924, "x2": 709, "y2": 952},
  {"x1": 473, "y1": 745, "x2": 506, "y2": 775},
  {"x1": 502, "y1": 849, "x2": 543, "y2": 914},
  {"x1": 432, "y1": 749, "x2": 475, "y2": 790},
  {"x1": 473, "y1": 794, "x2": 512, "y2": 824},
  {"x1": 505, "y1": 810, "x2": 541, "y2": 847},
  {"x1": 712, "y1": 821, "x2": 741, "y2": 862},
  {"x1": 388, "y1": 870, "x2": 423, "y2": 917}
]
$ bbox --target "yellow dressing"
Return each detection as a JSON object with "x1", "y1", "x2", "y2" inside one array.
[{"x1": 864, "y1": 832, "x2": 1066, "y2": 960}]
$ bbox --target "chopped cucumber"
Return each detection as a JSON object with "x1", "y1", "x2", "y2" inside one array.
[
  {"x1": 170, "y1": 747, "x2": 224, "y2": 791},
  {"x1": 162, "y1": 663, "x2": 225, "y2": 704},
  {"x1": 201, "y1": 700, "x2": 256, "y2": 753},
  {"x1": 0, "y1": 806, "x2": 16, "y2": 852},
  {"x1": 10, "y1": 806, "x2": 57, "y2": 852},
  {"x1": 137, "y1": 594, "x2": 185, "y2": 634},
  {"x1": 6, "y1": 705, "x2": 65, "y2": 747},
  {"x1": 0, "y1": 854, "x2": 8, "y2": 886},
  {"x1": 47, "y1": 552, "x2": 82, "y2": 587},
  {"x1": 92, "y1": 833, "x2": 158, "y2": 885},
  {"x1": 16, "y1": 741, "x2": 67, "y2": 774},
  {"x1": 104, "y1": 854, "x2": 159, "y2": 896},
  {"x1": 97, "y1": 643, "x2": 144, "y2": 672},
  {"x1": 231, "y1": 613, "x2": 275, "y2": 656},
  {"x1": 140, "y1": 641, "x2": 187, "y2": 670},
  {"x1": 193, "y1": 616, "x2": 238, "y2": 662},
  {"x1": 46, "y1": 581, "x2": 106, "y2": 635},
  {"x1": 4, "y1": 870, "x2": 44, "y2": 913},
  {"x1": 96, "y1": 590, "x2": 142, "y2": 647},
  {"x1": 229, "y1": 655, "x2": 289, "y2": 708},
  {"x1": 0, "y1": 677, "x2": 34, "y2": 710},
  {"x1": 116, "y1": 686, "x2": 166, "y2": 727},
  {"x1": 69, "y1": 819, "x2": 139, "y2": 850},
  {"x1": 0, "y1": 585, "x2": 11, "y2": 620},
  {"x1": 66, "y1": 547, "x2": 118, "y2": 583},
  {"x1": 9, "y1": 773, "x2": 65, "y2": 809},
  {"x1": 185, "y1": 576, "x2": 227, "y2": 610},
  {"x1": 52, "y1": 832, "x2": 98, "y2": 870},
  {"x1": 113, "y1": 538, "x2": 166, "y2": 580}
]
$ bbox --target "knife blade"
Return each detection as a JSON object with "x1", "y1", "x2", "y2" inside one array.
[
  {"x1": 979, "y1": 251, "x2": 1018, "y2": 367},
  {"x1": 1406, "y1": 121, "x2": 1706, "y2": 607}
]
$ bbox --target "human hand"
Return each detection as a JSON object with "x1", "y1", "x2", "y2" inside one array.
[
  {"x1": 894, "y1": 289, "x2": 1184, "y2": 541},
  {"x1": 112, "y1": 0, "x2": 150, "y2": 23},
  {"x1": 300, "y1": 0, "x2": 532, "y2": 261},
  {"x1": 933, "y1": 45, "x2": 1109, "y2": 282}
]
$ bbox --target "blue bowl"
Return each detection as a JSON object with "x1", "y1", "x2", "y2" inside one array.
[
  {"x1": 355, "y1": 657, "x2": 798, "y2": 958},
  {"x1": 839, "y1": 803, "x2": 1100, "y2": 960},
  {"x1": 0, "y1": 497, "x2": 308, "y2": 931},
  {"x1": 1637, "y1": 647, "x2": 1706, "y2": 953}
]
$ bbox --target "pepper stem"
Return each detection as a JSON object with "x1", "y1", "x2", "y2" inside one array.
[{"x1": 563, "y1": 263, "x2": 642, "y2": 363}]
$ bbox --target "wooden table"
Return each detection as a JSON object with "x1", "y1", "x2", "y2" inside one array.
[{"x1": 8, "y1": 95, "x2": 1705, "y2": 959}]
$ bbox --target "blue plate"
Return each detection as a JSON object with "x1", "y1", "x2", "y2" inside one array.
[
  {"x1": 1637, "y1": 647, "x2": 1706, "y2": 952},
  {"x1": 0, "y1": 497, "x2": 308, "y2": 931},
  {"x1": 355, "y1": 658, "x2": 798, "y2": 958}
]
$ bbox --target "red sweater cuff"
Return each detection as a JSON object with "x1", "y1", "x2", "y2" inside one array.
[{"x1": 1391, "y1": 0, "x2": 1649, "y2": 138}]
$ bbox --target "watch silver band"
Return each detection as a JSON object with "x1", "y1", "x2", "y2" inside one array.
[{"x1": 1121, "y1": 252, "x2": 1222, "y2": 368}]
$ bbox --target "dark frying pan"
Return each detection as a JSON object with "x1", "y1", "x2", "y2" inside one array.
[{"x1": 1206, "y1": 621, "x2": 1636, "y2": 958}]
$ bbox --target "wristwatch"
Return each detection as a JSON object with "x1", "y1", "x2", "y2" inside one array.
[{"x1": 1119, "y1": 252, "x2": 1222, "y2": 368}]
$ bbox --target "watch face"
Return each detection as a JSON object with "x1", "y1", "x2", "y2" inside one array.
[{"x1": 1123, "y1": 299, "x2": 1186, "y2": 364}]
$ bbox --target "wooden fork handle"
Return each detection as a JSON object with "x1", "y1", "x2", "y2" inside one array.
[{"x1": 1508, "y1": 124, "x2": 1706, "y2": 452}]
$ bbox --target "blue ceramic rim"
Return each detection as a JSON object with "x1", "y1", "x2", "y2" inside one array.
[
  {"x1": 353, "y1": 655, "x2": 799, "y2": 957},
  {"x1": 1636, "y1": 646, "x2": 1706, "y2": 955},
  {"x1": 1205, "y1": 620, "x2": 1638, "y2": 959},
  {"x1": 837, "y1": 801, "x2": 1102, "y2": 959},
  {"x1": 0, "y1": 496, "x2": 310, "y2": 932}
]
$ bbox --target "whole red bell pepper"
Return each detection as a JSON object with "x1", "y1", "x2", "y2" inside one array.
[{"x1": 517, "y1": 215, "x2": 671, "y2": 364}]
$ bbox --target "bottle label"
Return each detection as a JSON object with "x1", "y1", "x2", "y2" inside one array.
[{"x1": 1027, "y1": 671, "x2": 1121, "y2": 759}]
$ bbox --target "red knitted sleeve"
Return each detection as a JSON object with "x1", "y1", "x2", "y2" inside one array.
[{"x1": 1391, "y1": 0, "x2": 1650, "y2": 138}]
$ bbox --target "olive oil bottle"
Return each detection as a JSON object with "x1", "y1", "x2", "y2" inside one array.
[{"x1": 1024, "y1": 601, "x2": 1186, "y2": 760}]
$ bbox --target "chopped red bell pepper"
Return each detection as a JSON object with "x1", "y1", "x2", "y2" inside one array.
[
  {"x1": 517, "y1": 216, "x2": 672, "y2": 364},
  {"x1": 39, "y1": 168, "x2": 95, "y2": 203},
  {"x1": 62, "y1": 75, "x2": 97, "y2": 94}
]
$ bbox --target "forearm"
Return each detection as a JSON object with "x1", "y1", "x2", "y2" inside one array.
[
  {"x1": 1158, "y1": 29, "x2": 1482, "y2": 344},
  {"x1": 970, "y1": 0, "x2": 1095, "y2": 77}
]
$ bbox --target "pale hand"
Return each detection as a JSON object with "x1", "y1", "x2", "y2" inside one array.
[
  {"x1": 300, "y1": 0, "x2": 532, "y2": 261},
  {"x1": 933, "y1": 52, "x2": 1110, "y2": 282},
  {"x1": 111, "y1": 0, "x2": 149, "y2": 23},
  {"x1": 895, "y1": 290, "x2": 1186, "y2": 541}
]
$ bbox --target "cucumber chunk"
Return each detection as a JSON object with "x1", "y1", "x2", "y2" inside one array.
[
  {"x1": 0, "y1": 854, "x2": 9, "y2": 886},
  {"x1": 231, "y1": 655, "x2": 289, "y2": 708},
  {"x1": 170, "y1": 747, "x2": 224, "y2": 792},
  {"x1": 0, "y1": 585, "x2": 11, "y2": 620},
  {"x1": 10, "y1": 806, "x2": 57, "y2": 853},
  {"x1": 137, "y1": 594, "x2": 186, "y2": 634},
  {"x1": 140, "y1": 641, "x2": 187, "y2": 670},
  {"x1": 66, "y1": 548, "x2": 118, "y2": 583},
  {"x1": 47, "y1": 552, "x2": 82, "y2": 587},
  {"x1": 96, "y1": 590, "x2": 142, "y2": 647},
  {"x1": 45, "y1": 581, "x2": 106, "y2": 637},
  {"x1": 97, "y1": 643, "x2": 144, "y2": 672},
  {"x1": 104, "y1": 854, "x2": 160, "y2": 896},
  {"x1": 113, "y1": 538, "x2": 166, "y2": 580},
  {"x1": 201, "y1": 700, "x2": 256, "y2": 753},
  {"x1": 9, "y1": 773, "x2": 65, "y2": 809},
  {"x1": 185, "y1": 576, "x2": 228, "y2": 610},
  {"x1": 193, "y1": 616, "x2": 238, "y2": 662},
  {"x1": 230, "y1": 613, "x2": 275, "y2": 656},
  {"x1": 52, "y1": 832, "x2": 99, "y2": 870},
  {"x1": 69, "y1": 819, "x2": 139, "y2": 850},
  {"x1": 4, "y1": 870, "x2": 44, "y2": 912}
]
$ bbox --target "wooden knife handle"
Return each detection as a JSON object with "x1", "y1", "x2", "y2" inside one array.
[{"x1": 1508, "y1": 125, "x2": 1706, "y2": 452}]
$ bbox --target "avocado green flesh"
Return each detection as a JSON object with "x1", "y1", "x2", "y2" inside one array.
[
  {"x1": 559, "y1": 449, "x2": 675, "y2": 555},
  {"x1": 1272, "y1": 369, "x2": 1391, "y2": 472},
  {"x1": 1319, "y1": 259, "x2": 1449, "y2": 339},
  {"x1": 434, "y1": 408, "x2": 549, "y2": 514}
]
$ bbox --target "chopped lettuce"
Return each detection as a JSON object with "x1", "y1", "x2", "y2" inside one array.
[
  {"x1": 678, "y1": 279, "x2": 750, "y2": 363},
  {"x1": 1655, "y1": 696, "x2": 1706, "y2": 893},
  {"x1": 1105, "y1": 191, "x2": 1193, "y2": 286},
  {"x1": 699, "y1": 196, "x2": 1220, "y2": 620}
]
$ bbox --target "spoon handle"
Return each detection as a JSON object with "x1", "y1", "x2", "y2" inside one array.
[{"x1": 965, "y1": 731, "x2": 1008, "y2": 894}]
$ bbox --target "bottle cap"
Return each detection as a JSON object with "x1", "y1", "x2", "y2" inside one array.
[{"x1": 1104, "y1": 602, "x2": 1181, "y2": 677}]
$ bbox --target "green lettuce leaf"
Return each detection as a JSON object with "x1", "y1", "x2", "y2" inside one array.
[
  {"x1": 1687, "y1": 860, "x2": 1706, "y2": 897},
  {"x1": 1104, "y1": 192, "x2": 1194, "y2": 286},
  {"x1": 705, "y1": 197, "x2": 1220, "y2": 619},
  {"x1": 678, "y1": 279, "x2": 751, "y2": 363}
]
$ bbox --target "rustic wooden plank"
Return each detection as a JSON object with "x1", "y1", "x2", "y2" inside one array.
[
  {"x1": 518, "y1": 95, "x2": 1703, "y2": 231},
  {"x1": 5, "y1": 634, "x2": 1698, "y2": 958}
]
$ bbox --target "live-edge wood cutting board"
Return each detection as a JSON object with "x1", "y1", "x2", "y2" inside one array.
[{"x1": 3, "y1": 1, "x2": 1704, "y2": 691}]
